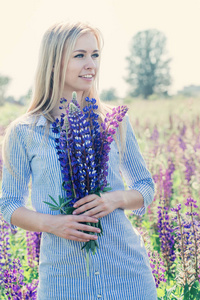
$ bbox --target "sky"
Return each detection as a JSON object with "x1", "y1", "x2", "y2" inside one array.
[{"x1": 0, "y1": 0, "x2": 200, "y2": 99}]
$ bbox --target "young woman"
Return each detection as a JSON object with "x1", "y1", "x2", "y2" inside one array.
[{"x1": 0, "y1": 22, "x2": 157, "y2": 299}]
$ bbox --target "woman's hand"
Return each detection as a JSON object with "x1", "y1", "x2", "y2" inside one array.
[
  {"x1": 47, "y1": 214, "x2": 100, "y2": 242},
  {"x1": 72, "y1": 192, "x2": 119, "y2": 219}
]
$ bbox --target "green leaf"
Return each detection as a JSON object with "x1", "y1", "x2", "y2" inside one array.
[
  {"x1": 62, "y1": 181, "x2": 72, "y2": 191},
  {"x1": 98, "y1": 220, "x2": 103, "y2": 235},
  {"x1": 59, "y1": 195, "x2": 63, "y2": 206},
  {"x1": 190, "y1": 281, "x2": 199, "y2": 298},
  {"x1": 94, "y1": 240, "x2": 99, "y2": 249},
  {"x1": 81, "y1": 243, "x2": 87, "y2": 250},
  {"x1": 90, "y1": 240, "x2": 95, "y2": 254},
  {"x1": 64, "y1": 207, "x2": 75, "y2": 214},
  {"x1": 183, "y1": 283, "x2": 190, "y2": 300},
  {"x1": 60, "y1": 199, "x2": 71, "y2": 207},
  {"x1": 98, "y1": 193, "x2": 102, "y2": 197},
  {"x1": 43, "y1": 201, "x2": 58, "y2": 208},
  {"x1": 48, "y1": 195, "x2": 59, "y2": 206},
  {"x1": 102, "y1": 187, "x2": 112, "y2": 192},
  {"x1": 86, "y1": 241, "x2": 91, "y2": 252},
  {"x1": 50, "y1": 207, "x2": 60, "y2": 211},
  {"x1": 157, "y1": 288, "x2": 165, "y2": 297}
]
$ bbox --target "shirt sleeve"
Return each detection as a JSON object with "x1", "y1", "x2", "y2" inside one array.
[
  {"x1": 0, "y1": 125, "x2": 31, "y2": 229},
  {"x1": 119, "y1": 115, "x2": 155, "y2": 216}
]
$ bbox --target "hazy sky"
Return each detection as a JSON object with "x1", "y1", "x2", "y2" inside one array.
[{"x1": 0, "y1": 0, "x2": 200, "y2": 98}]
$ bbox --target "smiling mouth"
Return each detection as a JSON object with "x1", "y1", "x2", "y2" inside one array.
[{"x1": 79, "y1": 75, "x2": 94, "y2": 78}]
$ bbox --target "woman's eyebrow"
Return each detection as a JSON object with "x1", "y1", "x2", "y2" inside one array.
[{"x1": 73, "y1": 49, "x2": 99, "y2": 53}]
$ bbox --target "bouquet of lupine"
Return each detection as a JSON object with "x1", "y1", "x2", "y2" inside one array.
[{"x1": 44, "y1": 92, "x2": 128, "y2": 276}]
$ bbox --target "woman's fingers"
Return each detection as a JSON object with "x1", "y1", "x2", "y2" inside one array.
[
  {"x1": 73, "y1": 194, "x2": 96, "y2": 208},
  {"x1": 69, "y1": 229, "x2": 98, "y2": 241},
  {"x1": 73, "y1": 198, "x2": 102, "y2": 215},
  {"x1": 73, "y1": 201, "x2": 97, "y2": 215},
  {"x1": 72, "y1": 215, "x2": 98, "y2": 223},
  {"x1": 68, "y1": 236, "x2": 90, "y2": 242},
  {"x1": 51, "y1": 214, "x2": 100, "y2": 242},
  {"x1": 74, "y1": 222, "x2": 101, "y2": 234}
]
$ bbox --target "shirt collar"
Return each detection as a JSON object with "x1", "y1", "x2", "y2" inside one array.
[{"x1": 35, "y1": 115, "x2": 48, "y2": 127}]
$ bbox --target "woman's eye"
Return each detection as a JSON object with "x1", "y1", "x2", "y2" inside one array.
[
  {"x1": 74, "y1": 54, "x2": 84, "y2": 58},
  {"x1": 92, "y1": 53, "x2": 99, "y2": 58},
  {"x1": 74, "y1": 53, "x2": 99, "y2": 59}
]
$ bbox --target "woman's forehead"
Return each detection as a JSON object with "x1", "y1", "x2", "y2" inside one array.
[{"x1": 74, "y1": 32, "x2": 99, "y2": 51}]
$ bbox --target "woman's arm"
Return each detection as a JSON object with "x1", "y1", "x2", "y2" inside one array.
[
  {"x1": 108, "y1": 189, "x2": 144, "y2": 211},
  {"x1": 119, "y1": 115, "x2": 155, "y2": 214},
  {"x1": 1, "y1": 125, "x2": 100, "y2": 242},
  {"x1": 71, "y1": 189, "x2": 143, "y2": 219},
  {"x1": 11, "y1": 207, "x2": 100, "y2": 242}
]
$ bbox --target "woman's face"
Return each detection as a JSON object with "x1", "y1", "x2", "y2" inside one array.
[{"x1": 63, "y1": 32, "x2": 100, "y2": 96}]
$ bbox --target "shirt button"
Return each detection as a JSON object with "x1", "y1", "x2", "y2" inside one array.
[
  {"x1": 95, "y1": 271, "x2": 100, "y2": 275},
  {"x1": 97, "y1": 295, "x2": 102, "y2": 298}
]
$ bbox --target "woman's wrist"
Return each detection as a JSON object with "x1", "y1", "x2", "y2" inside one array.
[
  {"x1": 111, "y1": 189, "x2": 144, "y2": 211},
  {"x1": 40, "y1": 213, "x2": 58, "y2": 234},
  {"x1": 11, "y1": 207, "x2": 54, "y2": 233}
]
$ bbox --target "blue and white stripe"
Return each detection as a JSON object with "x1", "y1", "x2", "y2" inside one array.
[{"x1": 0, "y1": 115, "x2": 157, "y2": 299}]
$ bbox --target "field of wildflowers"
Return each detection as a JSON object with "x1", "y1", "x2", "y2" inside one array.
[{"x1": 0, "y1": 97, "x2": 199, "y2": 299}]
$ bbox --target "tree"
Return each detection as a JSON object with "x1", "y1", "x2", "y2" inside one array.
[
  {"x1": 177, "y1": 85, "x2": 200, "y2": 97},
  {"x1": 100, "y1": 88, "x2": 118, "y2": 101},
  {"x1": 0, "y1": 75, "x2": 11, "y2": 105},
  {"x1": 125, "y1": 29, "x2": 172, "y2": 99}
]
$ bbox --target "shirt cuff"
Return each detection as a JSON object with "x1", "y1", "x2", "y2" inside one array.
[
  {"x1": 0, "y1": 197, "x2": 25, "y2": 230},
  {"x1": 128, "y1": 179, "x2": 154, "y2": 216}
]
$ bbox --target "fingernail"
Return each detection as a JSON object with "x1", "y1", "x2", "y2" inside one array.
[
  {"x1": 73, "y1": 211, "x2": 77, "y2": 215},
  {"x1": 73, "y1": 204, "x2": 77, "y2": 208},
  {"x1": 97, "y1": 229, "x2": 101, "y2": 233}
]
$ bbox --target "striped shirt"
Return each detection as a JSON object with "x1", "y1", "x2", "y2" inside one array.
[{"x1": 0, "y1": 115, "x2": 157, "y2": 300}]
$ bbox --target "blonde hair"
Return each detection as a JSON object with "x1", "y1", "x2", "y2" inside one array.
[
  {"x1": 27, "y1": 21, "x2": 104, "y2": 121},
  {"x1": 3, "y1": 21, "x2": 126, "y2": 173}
]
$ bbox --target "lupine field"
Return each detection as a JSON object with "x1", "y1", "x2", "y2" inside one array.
[{"x1": 0, "y1": 97, "x2": 200, "y2": 299}]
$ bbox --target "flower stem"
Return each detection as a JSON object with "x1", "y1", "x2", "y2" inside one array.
[
  {"x1": 66, "y1": 131, "x2": 76, "y2": 199},
  {"x1": 190, "y1": 205, "x2": 199, "y2": 279},
  {"x1": 177, "y1": 210, "x2": 188, "y2": 284},
  {"x1": 86, "y1": 251, "x2": 90, "y2": 277}
]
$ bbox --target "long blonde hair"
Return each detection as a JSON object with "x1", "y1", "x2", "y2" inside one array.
[
  {"x1": 3, "y1": 21, "x2": 126, "y2": 172},
  {"x1": 27, "y1": 21, "x2": 104, "y2": 120}
]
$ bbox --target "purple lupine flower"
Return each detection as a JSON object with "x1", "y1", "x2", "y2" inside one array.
[
  {"x1": 99, "y1": 105, "x2": 128, "y2": 190},
  {"x1": 183, "y1": 156, "x2": 196, "y2": 184},
  {"x1": 171, "y1": 200, "x2": 200, "y2": 286},
  {"x1": 148, "y1": 250, "x2": 166, "y2": 288},
  {"x1": 184, "y1": 198, "x2": 200, "y2": 282},
  {"x1": 150, "y1": 125, "x2": 159, "y2": 142},
  {"x1": 23, "y1": 279, "x2": 39, "y2": 300},
  {"x1": 163, "y1": 159, "x2": 175, "y2": 203},
  {"x1": 3, "y1": 258, "x2": 24, "y2": 300},
  {"x1": 179, "y1": 137, "x2": 187, "y2": 151},
  {"x1": 83, "y1": 97, "x2": 104, "y2": 191},
  {"x1": 135, "y1": 227, "x2": 166, "y2": 288},
  {"x1": 55, "y1": 100, "x2": 98, "y2": 205},
  {"x1": 26, "y1": 231, "x2": 41, "y2": 268},
  {"x1": 153, "y1": 159, "x2": 175, "y2": 207},
  {"x1": 46, "y1": 93, "x2": 128, "y2": 276},
  {"x1": 157, "y1": 204, "x2": 176, "y2": 274},
  {"x1": 179, "y1": 124, "x2": 187, "y2": 136},
  {"x1": 0, "y1": 214, "x2": 12, "y2": 286}
]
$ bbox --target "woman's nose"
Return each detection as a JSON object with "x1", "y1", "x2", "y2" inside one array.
[{"x1": 84, "y1": 57, "x2": 96, "y2": 70}]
